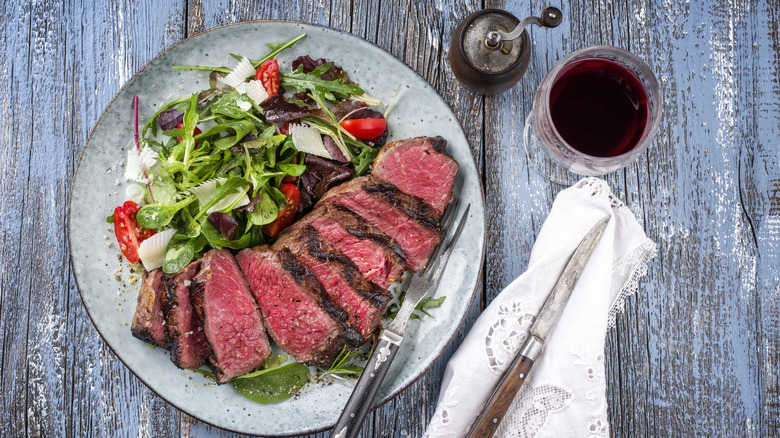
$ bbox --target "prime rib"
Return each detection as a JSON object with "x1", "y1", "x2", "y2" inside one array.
[
  {"x1": 236, "y1": 245, "x2": 362, "y2": 366},
  {"x1": 131, "y1": 269, "x2": 168, "y2": 348},
  {"x1": 273, "y1": 223, "x2": 392, "y2": 341},
  {"x1": 372, "y1": 136, "x2": 459, "y2": 217},
  {"x1": 191, "y1": 249, "x2": 272, "y2": 384},
  {"x1": 162, "y1": 260, "x2": 210, "y2": 369}
]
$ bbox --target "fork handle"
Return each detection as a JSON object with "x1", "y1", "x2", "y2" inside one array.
[{"x1": 330, "y1": 330, "x2": 403, "y2": 438}]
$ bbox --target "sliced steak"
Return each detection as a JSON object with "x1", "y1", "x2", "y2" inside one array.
[
  {"x1": 162, "y1": 260, "x2": 210, "y2": 369},
  {"x1": 236, "y1": 246, "x2": 362, "y2": 365},
  {"x1": 131, "y1": 269, "x2": 168, "y2": 348},
  {"x1": 304, "y1": 204, "x2": 405, "y2": 289},
  {"x1": 318, "y1": 175, "x2": 443, "y2": 271},
  {"x1": 274, "y1": 224, "x2": 391, "y2": 340},
  {"x1": 191, "y1": 250, "x2": 271, "y2": 384},
  {"x1": 372, "y1": 136, "x2": 459, "y2": 217}
]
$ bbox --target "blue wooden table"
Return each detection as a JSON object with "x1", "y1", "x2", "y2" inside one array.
[{"x1": 1, "y1": 0, "x2": 778, "y2": 436}]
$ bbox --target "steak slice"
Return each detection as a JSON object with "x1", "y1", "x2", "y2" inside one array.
[
  {"x1": 305, "y1": 204, "x2": 406, "y2": 289},
  {"x1": 274, "y1": 224, "x2": 391, "y2": 341},
  {"x1": 372, "y1": 136, "x2": 459, "y2": 217},
  {"x1": 131, "y1": 269, "x2": 168, "y2": 348},
  {"x1": 236, "y1": 246, "x2": 362, "y2": 365},
  {"x1": 318, "y1": 175, "x2": 443, "y2": 271},
  {"x1": 191, "y1": 250, "x2": 271, "y2": 384},
  {"x1": 162, "y1": 260, "x2": 210, "y2": 369}
]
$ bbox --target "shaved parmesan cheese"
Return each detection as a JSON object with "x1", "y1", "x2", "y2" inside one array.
[
  {"x1": 289, "y1": 123, "x2": 332, "y2": 159},
  {"x1": 124, "y1": 146, "x2": 158, "y2": 183},
  {"x1": 222, "y1": 57, "x2": 256, "y2": 88},
  {"x1": 236, "y1": 99, "x2": 252, "y2": 112},
  {"x1": 138, "y1": 228, "x2": 177, "y2": 271},
  {"x1": 190, "y1": 177, "x2": 250, "y2": 214},
  {"x1": 125, "y1": 184, "x2": 145, "y2": 204},
  {"x1": 243, "y1": 80, "x2": 269, "y2": 105}
]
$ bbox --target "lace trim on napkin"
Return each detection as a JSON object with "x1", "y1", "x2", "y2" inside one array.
[
  {"x1": 574, "y1": 177, "x2": 624, "y2": 209},
  {"x1": 574, "y1": 178, "x2": 657, "y2": 329},
  {"x1": 607, "y1": 239, "x2": 657, "y2": 329}
]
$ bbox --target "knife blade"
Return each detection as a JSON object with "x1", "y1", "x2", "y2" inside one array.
[{"x1": 465, "y1": 216, "x2": 610, "y2": 438}]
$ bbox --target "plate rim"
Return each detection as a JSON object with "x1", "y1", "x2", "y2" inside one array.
[{"x1": 68, "y1": 19, "x2": 486, "y2": 437}]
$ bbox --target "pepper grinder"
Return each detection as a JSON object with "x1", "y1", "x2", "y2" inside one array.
[{"x1": 449, "y1": 7, "x2": 563, "y2": 95}]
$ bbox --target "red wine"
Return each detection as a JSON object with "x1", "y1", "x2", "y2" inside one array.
[{"x1": 549, "y1": 58, "x2": 649, "y2": 157}]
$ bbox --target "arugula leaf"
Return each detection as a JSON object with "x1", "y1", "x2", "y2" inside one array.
[
  {"x1": 318, "y1": 345, "x2": 364, "y2": 380},
  {"x1": 352, "y1": 145, "x2": 380, "y2": 177},
  {"x1": 384, "y1": 293, "x2": 447, "y2": 320},
  {"x1": 210, "y1": 92, "x2": 254, "y2": 119},
  {"x1": 212, "y1": 120, "x2": 257, "y2": 150},
  {"x1": 281, "y1": 64, "x2": 364, "y2": 104},
  {"x1": 229, "y1": 33, "x2": 307, "y2": 68}
]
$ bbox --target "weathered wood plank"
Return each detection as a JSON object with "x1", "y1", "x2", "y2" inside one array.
[
  {"x1": 0, "y1": 2, "x2": 36, "y2": 434},
  {"x1": 60, "y1": 0, "x2": 187, "y2": 437}
]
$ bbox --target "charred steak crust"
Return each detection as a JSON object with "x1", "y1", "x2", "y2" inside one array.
[
  {"x1": 331, "y1": 205, "x2": 407, "y2": 265},
  {"x1": 131, "y1": 269, "x2": 169, "y2": 348},
  {"x1": 278, "y1": 248, "x2": 363, "y2": 347},
  {"x1": 362, "y1": 182, "x2": 439, "y2": 229},
  {"x1": 428, "y1": 135, "x2": 448, "y2": 153},
  {"x1": 318, "y1": 175, "x2": 444, "y2": 271},
  {"x1": 298, "y1": 224, "x2": 391, "y2": 309}
]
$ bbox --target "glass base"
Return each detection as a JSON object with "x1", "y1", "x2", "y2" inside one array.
[{"x1": 523, "y1": 112, "x2": 586, "y2": 186}]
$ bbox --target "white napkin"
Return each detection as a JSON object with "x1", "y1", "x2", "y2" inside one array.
[{"x1": 423, "y1": 178, "x2": 656, "y2": 438}]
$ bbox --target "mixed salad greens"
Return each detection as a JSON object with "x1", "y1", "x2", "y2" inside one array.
[
  {"x1": 113, "y1": 33, "x2": 393, "y2": 275},
  {"x1": 111, "y1": 34, "x2": 446, "y2": 404}
]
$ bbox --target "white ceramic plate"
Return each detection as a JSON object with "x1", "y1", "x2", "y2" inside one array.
[{"x1": 69, "y1": 21, "x2": 485, "y2": 436}]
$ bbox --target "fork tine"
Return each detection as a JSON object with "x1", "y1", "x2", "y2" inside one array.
[
  {"x1": 440, "y1": 199, "x2": 461, "y2": 230},
  {"x1": 428, "y1": 203, "x2": 470, "y2": 282},
  {"x1": 424, "y1": 200, "x2": 462, "y2": 275}
]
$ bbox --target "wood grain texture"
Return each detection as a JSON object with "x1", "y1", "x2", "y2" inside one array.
[{"x1": 0, "y1": 0, "x2": 778, "y2": 437}]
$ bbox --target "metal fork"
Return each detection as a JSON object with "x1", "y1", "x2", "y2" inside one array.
[{"x1": 330, "y1": 202, "x2": 470, "y2": 438}]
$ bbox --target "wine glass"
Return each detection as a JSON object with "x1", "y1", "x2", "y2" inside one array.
[{"x1": 524, "y1": 46, "x2": 662, "y2": 184}]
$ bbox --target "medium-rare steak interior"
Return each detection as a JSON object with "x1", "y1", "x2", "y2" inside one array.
[
  {"x1": 191, "y1": 249, "x2": 272, "y2": 384},
  {"x1": 162, "y1": 260, "x2": 209, "y2": 370},
  {"x1": 372, "y1": 136, "x2": 459, "y2": 217},
  {"x1": 236, "y1": 246, "x2": 361, "y2": 366}
]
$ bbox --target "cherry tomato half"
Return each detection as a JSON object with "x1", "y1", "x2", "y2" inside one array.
[
  {"x1": 113, "y1": 200, "x2": 155, "y2": 263},
  {"x1": 340, "y1": 118, "x2": 387, "y2": 140},
  {"x1": 176, "y1": 122, "x2": 202, "y2": 147},
  {"x1": 262, "y1": 184, "x2": 300, "y2": 238},
  {"x1": 255, "y1": 59, "x2": 280, "y2": 98}
]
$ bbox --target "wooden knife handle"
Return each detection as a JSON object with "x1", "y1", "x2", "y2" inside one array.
[{"x1": 465, "y1": 354, "x2": 535, "y2": 438}]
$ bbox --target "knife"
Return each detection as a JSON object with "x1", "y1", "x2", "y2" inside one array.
[{"x1": 465, "y1": 216, "x2": 610, "y2": 438}]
